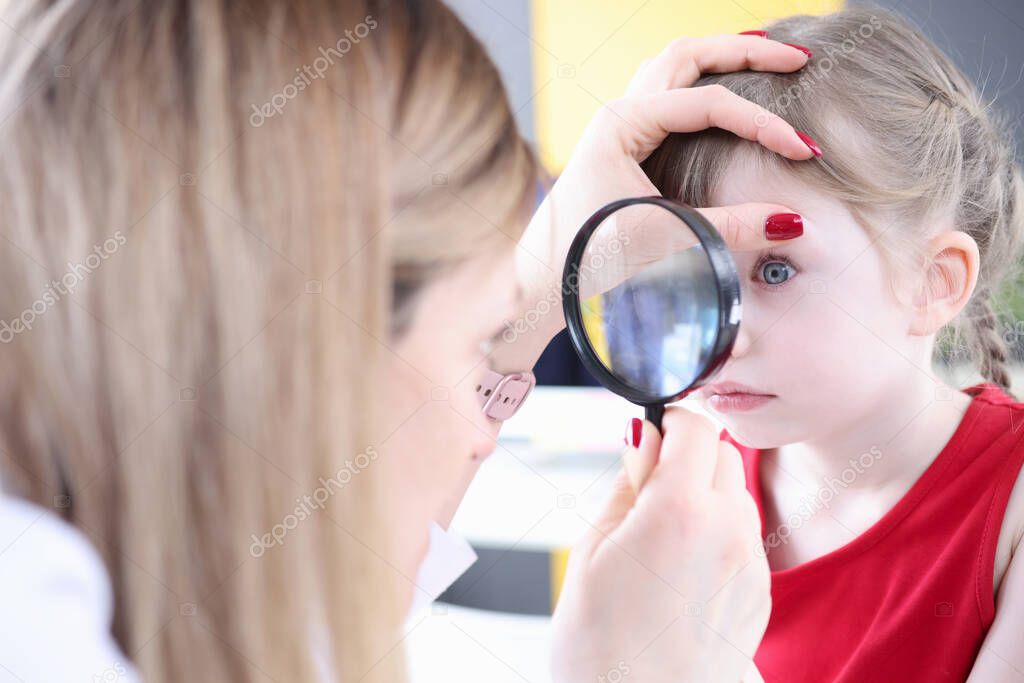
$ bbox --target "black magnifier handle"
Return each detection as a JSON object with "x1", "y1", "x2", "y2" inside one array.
[{"x1": 644, "y1": 404, "x2": 665, "y2": 432}]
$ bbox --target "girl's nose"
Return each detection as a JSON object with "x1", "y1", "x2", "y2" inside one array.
[{"x1": 730, "y1": 321, "x2": 753, "y2": 358}]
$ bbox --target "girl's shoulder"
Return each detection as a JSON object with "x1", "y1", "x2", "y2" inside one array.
[
  {"x1": 970, "y1": 382, "x2": 1024, "y2": 683},
  {"x1": 996, "y1": 453, "x2": 1024, "y2": 592},
  {"x1": 973, "y1": 382, "x2": 1024, "y2": 592}
]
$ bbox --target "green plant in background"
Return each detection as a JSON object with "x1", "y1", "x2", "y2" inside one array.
[{"x1": 935, "y1": 259, "x2": 1024, "y2": 366}]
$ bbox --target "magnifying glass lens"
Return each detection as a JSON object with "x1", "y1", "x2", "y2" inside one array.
[
  {"x1": 580, "y1": 238, "x2": 720, "y2": 396},
  {"x1": 564, "y1": 198, "x2": 740, "y2": 414}
]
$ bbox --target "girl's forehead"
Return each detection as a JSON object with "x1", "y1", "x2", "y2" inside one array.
[
  {"x1": 714, "y1": 154, "x2": 825, "y2": 208},
  {"x1": 713, "y1": 159, "x2": 867, "y2": 257}
]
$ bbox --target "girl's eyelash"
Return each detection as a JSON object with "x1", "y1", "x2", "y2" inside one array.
[{"x1": 751, "y1": 250, "x2": 799, "y2": 288}]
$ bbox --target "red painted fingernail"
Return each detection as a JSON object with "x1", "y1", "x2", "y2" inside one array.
[
  {"x1": 795, "y1": 130, "x2": 822, "y2": 157},
  {"x1": 765, "y1": 213, "x2": 803, "y2": 240},
  {"x1": 624, "y1": 418, "x2": 643, "y2": 448},
  {"x1": 783, "y1": 42, "x2": 813, "y2": 58},
  {"x1": 739, "y1": 30, "x2": 768, "y2": 37}
]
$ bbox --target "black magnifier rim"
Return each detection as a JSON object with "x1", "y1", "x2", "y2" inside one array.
[{"x1": 561, "y1": 196, "x2": 741, "y2": 407}]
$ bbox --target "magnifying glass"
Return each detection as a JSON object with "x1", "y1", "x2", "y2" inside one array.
[{"x1": 561, "y1": 196, "x2": 741, "y2": 431}]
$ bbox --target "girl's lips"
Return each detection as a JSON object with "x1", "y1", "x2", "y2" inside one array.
[
  {"x1": 707, "y1": 392, "x2": 775, "y2": 412},
  {"x1": 700, "y1": 382, "x2": 776, "y2": 412}
]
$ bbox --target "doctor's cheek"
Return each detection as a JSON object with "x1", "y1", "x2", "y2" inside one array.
[{"x1": 437, "y1": 411, "x2": 500, "y2": 527}]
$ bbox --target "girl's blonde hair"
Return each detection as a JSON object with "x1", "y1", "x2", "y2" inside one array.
[
  {"x1": 643, "y1": 6, "x2": 1024, "y2": 394},
  {"x1": 0, "y1": 0, "x2": 535, "y2": 680}
]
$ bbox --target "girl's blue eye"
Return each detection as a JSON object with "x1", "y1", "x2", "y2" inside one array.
[{"x1": 760, "y1": 260, "x2": 795, "y2": 286}]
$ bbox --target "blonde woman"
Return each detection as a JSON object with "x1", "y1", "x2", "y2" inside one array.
[{"x1": 0, "y1": 1, "x2": 820, "y2": 681}]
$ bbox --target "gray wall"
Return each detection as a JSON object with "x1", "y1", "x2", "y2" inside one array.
[
  {"x1": 859, "y1": 0, "x2": 1022, "y2": 158},
  {"x1": 444, "y1": 0, "x2": 536, "y2": 141}
]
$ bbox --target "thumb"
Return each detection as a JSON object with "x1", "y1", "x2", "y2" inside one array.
[
  {"x1": 575, "y1": 468, "x2": 634, "y2": 561},
  {"x1": 577, "y1": 420, "x2": 662, "y2": 558},
  {"x1": 696, "y1": 203, "x2": 804, "y2": 252}
]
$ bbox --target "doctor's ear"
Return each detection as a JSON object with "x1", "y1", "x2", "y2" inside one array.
[{"x1": 908, "y1": 230, "x2": 980, "y2": 336}]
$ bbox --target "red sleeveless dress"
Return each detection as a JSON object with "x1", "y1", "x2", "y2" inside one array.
[{"x1": 720, "y1": 382, "x2": 1024, "y2": 682}]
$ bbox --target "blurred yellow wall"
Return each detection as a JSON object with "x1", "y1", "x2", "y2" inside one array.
[{"x1": 531, "y1": 0, "x2": 844, "y2": 172}]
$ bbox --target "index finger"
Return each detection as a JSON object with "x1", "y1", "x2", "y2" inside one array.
[
  {"x1": 645, "y1": 84, "x2": 818, "y2": 160},
  {"x1": 626, "y1": 34, "x2": 810, "y2": 96},
  {"x1": 696, "y1": 203, "x2": 805, "y2": 252},
  {"x1": 608, "y1": 85, "x2": 820, "y2": 163}
]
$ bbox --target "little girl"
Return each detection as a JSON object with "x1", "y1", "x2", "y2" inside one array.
[{"x1": 643, "y1": 8, "x2": 1024, "y2": 681}]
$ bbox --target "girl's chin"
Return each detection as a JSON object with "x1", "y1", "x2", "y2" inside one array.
[
  {"x1": 696, "y1": 394, "x2": 816, "y2": 450},
  {"x1": 706, "y1": 412, "x2": 792, "y2": 450}
]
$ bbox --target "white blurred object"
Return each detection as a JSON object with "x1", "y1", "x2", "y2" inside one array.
[
  {"x1": 407, "y1": 521, "x2": 479, "y2": 618},
  {"x1": 0, "y1": 493, "x2": 141, "y2": 683},
  {"x1": 406, "y1": 604, "x2": 552, "y2": 683},
  {"x1": 496, "y1": 385, "x2": 639, "y2": 456},
  {"x1": 499, "y1": 385, "x2": 716, "y2": 453},
  {"x1": 453, "y1": 386, "x2": 714, "y2": 549}
]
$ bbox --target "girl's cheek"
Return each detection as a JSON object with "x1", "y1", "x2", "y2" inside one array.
[
  {"x1": 742, "y1": 283, "x2": 805, "y2": 323},
  {"x1": 756, "y1": 294, "x2": 833, "y2": 361}
]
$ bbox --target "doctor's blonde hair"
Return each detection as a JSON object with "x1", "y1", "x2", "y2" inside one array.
[
  {"x1": 644, "y1": 7, "x2": 1024, "y2": 395},
  {"x1": 0, "y1": 0, "x2": 535, "y2": 681}
]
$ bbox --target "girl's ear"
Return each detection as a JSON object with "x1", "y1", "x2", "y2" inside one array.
[{"x1": 908, "y1": 231, "x2": 980, "y2": 336}]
